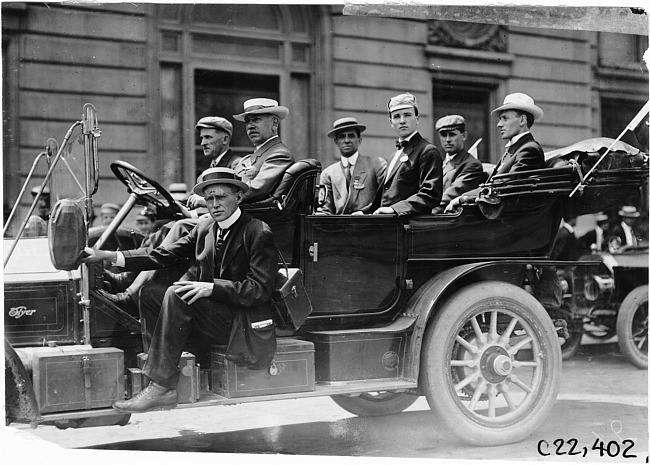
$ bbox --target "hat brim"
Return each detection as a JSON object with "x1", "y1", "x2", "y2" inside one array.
[
  {"x1": 195, "y1": 123, "x2": 232, "y2": 136},
  {"x1": 193, "y1": 179, "x2": 249, "y2": 196},
  {"x1": 233, "y1": 106, "x2": 289, "y2": 122},
  {"x1": 491, "y1": 103, "x2": 544, "y2": 121},
  {"x1": 389, "y1": 104, "x2": 417, "y2": 114},
  {"x1": 327, "y1": 123, "x2": 366, "y2": 138},
  {"x1": 619, "y1": 211, "x2": 640, "y2": 218}
]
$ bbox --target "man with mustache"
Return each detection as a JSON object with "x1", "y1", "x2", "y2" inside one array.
[{"x1": 233, "y1": 98, "x2": 295, "y2": 203}]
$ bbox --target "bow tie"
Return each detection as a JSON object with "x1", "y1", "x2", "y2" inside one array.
[{"x1": 395, "y1": 140, "x2": 408, "y2": 149}]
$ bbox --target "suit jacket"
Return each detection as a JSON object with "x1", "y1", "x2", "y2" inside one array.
[
  {"x1": 122, "y1": 211, "x2": 278, "y2": 311},
  {"x1": 235, "y1": 137, "x2": 294, "y2": 203},
  {"x1": 490, "y1": 132, "x2": 545, "y2": 180},
  {"x1": 435, "y1": 149, "x2": 486, "y2": 211},
  {"x1": 608, "y1": 223, "x2": 643, "y2": 249},
  {"x1": 320, "y1": 155, "x2": 386, "y2": 214},
  {"x1": 372, "y1": 132, "x2": 443, "y2": 216},
  {"x1": 211, "y1": 149, "x2": 243, "y2": 171}
]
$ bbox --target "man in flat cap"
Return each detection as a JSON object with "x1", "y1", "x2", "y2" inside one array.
[
  {"x1": 319, "y1": 117, "x2": 386, "y2": 214},
  {"x1": 83, "y1": 167, "x2": 278, "y2": 413},
  {"x1": 446, "y1": 92, "x2": 546, "y2": 212},
  {"x1": 24, "y1": 186, "x2": 50, "y2": 237},
  {"x1": 233, "y1": 98, "x2": 295, "y2": 203},
  {"x1": 186, "y1": 116, "x2": 242, "y2": 211},
  {"x1": 100, "y1": 202, "x2": 120, "y2": 226},
  {"x1": 368, "y1": 92, "x2": 443, "y2": 216},
  {"x1": 432, "y1": 115, "x2": 485, "y2": 213}
]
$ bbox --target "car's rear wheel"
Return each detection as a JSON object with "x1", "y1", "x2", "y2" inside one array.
[
  {"x1": 617, "y1": 285, "x2": 648, "y2": 369},
  {"x1": 330, "y1": 391, "x2": 418, "y2": 416},
  {"x1": 421, "y1": 281, "x2": 562, "y2": 446}
]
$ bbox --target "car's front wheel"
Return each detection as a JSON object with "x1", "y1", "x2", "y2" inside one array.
[
  {"x1": 617, "y1": 285, "x2": 648, "y2": 369},
  {"x1": 421, "y1": 281, "x2": 562, "y2": 446}
]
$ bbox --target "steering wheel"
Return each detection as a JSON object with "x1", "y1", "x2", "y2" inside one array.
[{"x1": 110, "y1": 161, "x2": 188, "y2": 219}]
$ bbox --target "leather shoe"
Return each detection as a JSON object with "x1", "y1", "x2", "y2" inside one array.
[
  {"x1": 113, "y1": 381, "x2": 177, "y2": 413},
  {"x1": 103, "y1": 270, "x2": 136, "y2": 293},
  {"x1": 97, "y1": 289, "x2": 138, "y2": 316}
]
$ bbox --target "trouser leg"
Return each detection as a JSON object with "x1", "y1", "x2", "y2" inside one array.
[{"x1": 142, "y1": 285, "x2": 233, "y2": 389}]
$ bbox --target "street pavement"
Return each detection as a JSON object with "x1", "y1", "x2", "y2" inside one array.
[{"x1": 3, "y1": 342, "x2": 648, "y2": 465}]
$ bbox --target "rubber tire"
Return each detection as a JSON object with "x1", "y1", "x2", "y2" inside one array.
[
  {"x1": 421, "y1": 281, "x2": 562, "y2": 446},
  {"x1": 331, "y1": 392, "x2": 418, "y2": 417},
  {"x1": 561, "y1": 322, "x2": 583, "y2": 360},
  {"x1": 616, "y1": 285, "x2": 648, "y2": 369}
]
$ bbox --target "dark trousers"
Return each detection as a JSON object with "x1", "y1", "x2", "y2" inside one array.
[{"x1": 139, "y1": 284, "x2": 233, "y2": 389}]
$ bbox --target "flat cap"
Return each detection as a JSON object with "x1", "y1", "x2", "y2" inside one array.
[
  {"x1": 388, "y1": 92, "x2": 418, "y2": 115},
  {"x1": 196, "y1": 116, "x2": 233, "y2": 137},
  {"x1": 435, "y1": 115, "x2": 466, "y2": 133},
  {"x1": 100, "y1": 203, "x2": 120, "y2": 214}
]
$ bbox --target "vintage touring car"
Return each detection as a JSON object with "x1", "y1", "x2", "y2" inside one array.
[{"x1": 4, "y1": 104, "x2": 648, "y2": 446}]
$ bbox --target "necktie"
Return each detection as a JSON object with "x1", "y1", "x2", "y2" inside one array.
[
  {"x1": 343, "y1": 163, "x2": 352, "y2": 188},
  {"x1": 215, "y1": 227, "x2": 229, "y2": 277},
  {"x1": 443, "y1": 155, "x2": 453, "y2": 175},
  {"x1": 395, "y1": 140, "x2": 407, "y2": 149}
]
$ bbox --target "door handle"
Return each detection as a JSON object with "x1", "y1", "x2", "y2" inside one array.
[{"x1": 309, "y1": 242, "x2": 318, "y2": 262}]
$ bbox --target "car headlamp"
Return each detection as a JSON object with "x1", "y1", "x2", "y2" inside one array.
[{"x1": 583, "y1": 275, "x2": 614, "y2": 302}]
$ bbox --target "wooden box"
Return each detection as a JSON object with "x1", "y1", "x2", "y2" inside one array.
[
  {"x1": 308, "y1": 331, "x2": 408, "y2": 383},
  {"x1": 136, "y1": 352, "x2": 198, "y2": 403},
  {"x1": 211, "y1": 338, "x2": 314, "y2": 398},
  {"x1": 20, "y1": 345, "x2": 124, "y2": 414}
]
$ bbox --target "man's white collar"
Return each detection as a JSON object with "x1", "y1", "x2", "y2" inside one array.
[{"x1": 218, "y1": 207, "x2": 242, "y2": 229}]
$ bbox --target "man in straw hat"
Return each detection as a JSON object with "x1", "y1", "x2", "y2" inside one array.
[
  {"x1": 609, "y1": 205, "x2": 644, "y2": 250},
  {"x1": 319, "y1": 117, "x2": 386, "y2": 214},
  {"x1": 82, "y1": 167, "x2": 278, "y2": 413},
  {"x1": 445, "y1": 92, "x2": 546, "y2": 212},
  {"x1": 367, "y1": 92, "x2": 443, "y2": 216},
  {"x1": 233, "y1": 98, "x2": 294, "y2": 202}
]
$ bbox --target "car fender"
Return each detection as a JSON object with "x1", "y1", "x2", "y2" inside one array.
[
  {"x1": 4, "y1": 339, "x2": 41, "y2": 425},
  {"x1": 401, "y1": 261, "x2": 530, "y2": 383}
]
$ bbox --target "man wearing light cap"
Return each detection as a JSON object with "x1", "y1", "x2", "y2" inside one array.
[
  {"x1": 319, "y1": 117, "x2": 386, "y2": 214},
  {"x1": 24, "y1": 186, "x2": 50, "y2": 237},
  {"x1": 82, "y1": 167, "x2": 278, "y2": 413},
  {"x1": 369, "y1": 92, "x2": 443, "y2": 216},
  {"x1": 100, "y1": 202, "x2": 120, "y2": 226},
  {"x1": 233, "y1": 98, "x2": 294, "y2": 202},
  {"x1": 445, "y1": 92, "x2": 545, "y2": 212},
  {"x1": 186, "y1": 116, "x2": 242, "y2": 210},
  {"x1": 432, "y1": 115, "x2": 485, "y2": 213}
]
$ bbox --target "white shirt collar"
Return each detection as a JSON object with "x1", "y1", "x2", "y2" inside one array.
[
  {"x1": 255, "y1": 135, "x2": 279, "y2": 151},
  {"x1": 212, "y1": 149, "x2": 229, "y2": 166},
  {"x1": 398, "y1": 131, "x2": 418, "y2": 144},
  {"x1": 218, "y1": 207, "x2": 241, "y2": 230},
  {"x1": 505, "y1": 131, "x2": 530, "y2": 148},
  {"x1": 341, "y1": 152, "x2": 359, "y2": 167}
]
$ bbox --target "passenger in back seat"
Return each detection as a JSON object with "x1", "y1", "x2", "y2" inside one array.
[{"x1": 445, "y1": 92, "x2": 545, "y2": 213}]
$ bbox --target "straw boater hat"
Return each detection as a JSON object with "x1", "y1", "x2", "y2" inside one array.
[
  {"x1": 193, "y1": 167, "x2": 249, "y2": 196},
  {"x1": 233, "y1": 98, "x2": 289, "y2": 122},
  {"x1": 491, "y1": 92, "x2": 544, "y2": 121},
  {"x1": 618, "y1": 205, "x2": 640, "y2": 218},
  {"x1": 195, "y1": 116, "x2": 233, "y2": 137},
  {"x1": 387, "y1": 92, "x2": 419, "y2": 115},
  {"x1": 327, "y1": 117, "x2": 367, "y2": 138}
]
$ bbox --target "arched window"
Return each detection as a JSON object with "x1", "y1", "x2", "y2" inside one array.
[{"x1": 156, "y1": 4, "x2": 316, "y2": 185}]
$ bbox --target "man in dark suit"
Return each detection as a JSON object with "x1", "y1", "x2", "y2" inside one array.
[
  {"x1": 431, "y1": 115, "x2": 485, "y2": 213},
  {"x1": 578, "y1": 212, "x2": 610, "y2": 254},
  {"x1": 83, "y1": 168, "x2": 278, "y2": 413},
  {"x1": 233, "y1": 98, "x2": 295, "y2": 203},
  {"x1": 319, "y1": 117, "x2": 386, "y2": 214},
  {"x1": 369, "y1": 92, "x2": 443, "y2": 216},
  {"x1": 445, "y1": 92, "x2": 546, "y2": 212},
  {"x1": 608, "y1": 205, "x2": 644, "y2": 250}
]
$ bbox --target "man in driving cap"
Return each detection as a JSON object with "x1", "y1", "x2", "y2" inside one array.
[
  {"x1": 432, "y1": 115, "x2": 485, "y2": 213},
  {"x1": 319, "y1": 117, "x2": 386, "y2": 214},
  {"x1": 100, "y1": 202, "x2": 121, "y2": 226},
  {"x1": 82, "y1": 167, "x2": 278, "y2": 414},
  {"x1": 186, "y1": 116, "x2": 242, "y2": 211},
  {"x1": 233, "y1": 98, "x2": 294, "y2": 203},
  {"x1": 445, "y1": 92, "x2": 546, "y2": 212},
  {"x1": 368, "y1": 92, "x2": 443, "y2": 216},
  {"x1": 24, "y1": 186, "x2": 50, "y2": 237}
]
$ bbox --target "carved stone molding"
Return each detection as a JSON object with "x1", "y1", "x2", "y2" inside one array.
[{"x1": 428, "y1": 20, "x2": 507, "y2": 52}]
